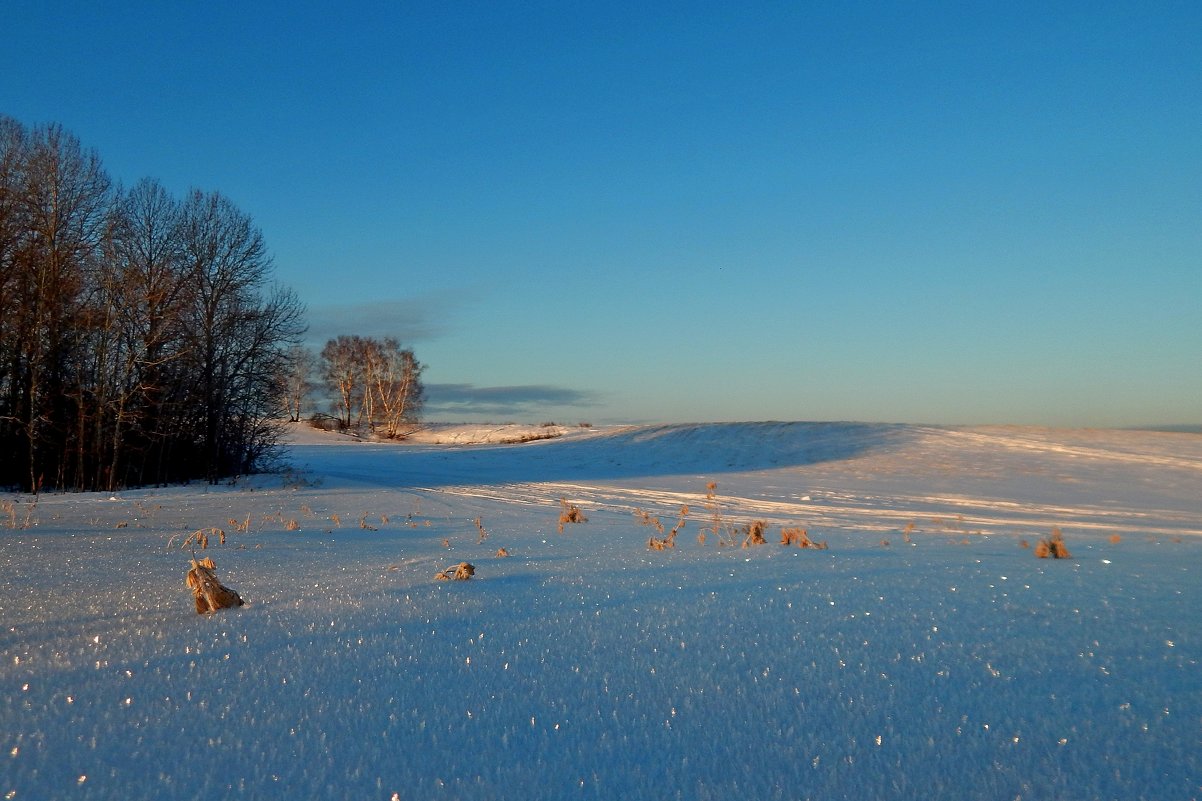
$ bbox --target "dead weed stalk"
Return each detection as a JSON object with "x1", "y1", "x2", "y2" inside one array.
[
  {"x1": 780, "y1": 528, "x2": 828, "y2": 550},
  {"x1": 1035, "y1": 527, "x2": 1072, "y2": 559},
  {"x1": 557, "y1": 499, "x2": 587, "y2": 533},
  {"x1": 435, "y1": 562, "x2": 475, "y2": 581}
]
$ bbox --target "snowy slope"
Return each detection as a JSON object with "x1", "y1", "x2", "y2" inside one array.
[{"x1": 3, "y1": 422, "x2": 1201, "y2": 800}]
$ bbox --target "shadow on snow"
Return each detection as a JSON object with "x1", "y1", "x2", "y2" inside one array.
[{"x1": 285, "y1": 421, "x2": 918, "y2": 489}]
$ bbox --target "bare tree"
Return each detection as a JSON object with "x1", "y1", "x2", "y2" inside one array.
[
  {"x1": 320, "y1": 335, "x2": 366, "y2": 430},
  {"x1": 281, "y1": 344, "x2": 316, "y2": 422},
  {"x1": 369, "y1": 338, "x2": 424, "y2": 438},
  {"x1": 10, "y1": 122, "x2": 111, "y2": 490},
  {"x1": 178, "y1": 189, "x2": 304, "y2": 481}
]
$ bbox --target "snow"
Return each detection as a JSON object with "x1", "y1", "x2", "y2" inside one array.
[{"x1": 3, "y1": 422, "x2": 1201, "y2": 799}]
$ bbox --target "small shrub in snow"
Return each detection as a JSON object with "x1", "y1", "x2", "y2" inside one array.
[
  {"x1": 435, "y1": 562, "x2": 475, "y2": 581},
  {"x1": 494, "y1": 547, "x2": 510, "y2": 558},
  {"x1": 1035, "y1": 527, "x2": 1072, "y2": 559},
  {"x1": 557, "y1": 499, "x2": 587, "y2": 533}
]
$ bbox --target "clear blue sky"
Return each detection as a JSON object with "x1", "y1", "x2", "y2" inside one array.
[{"x1": 4, "y1": 1, "x2": 1199, "y2": 426}]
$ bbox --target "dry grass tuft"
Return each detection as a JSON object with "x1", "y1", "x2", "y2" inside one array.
[
  {"x1": 639, "y1": 505, "x2": 690, "y2": 550},
  {"x1": 228, "y1": 514, "x2": 252, "y2": 533},
  {"x1": 1, "y1": 497, "x2": 39, "y2": 530},
  {"x1": 359, "y1": 514, "x2": 378, "y2": 531},
  {"x1": 780, "y1": 528, "x2": 828, "y2": 550},
  {"x1": 1035, "y1": 527, "x2": 1072, "y2": 559},
  {"x1": 1109, "y1": 533, "x2": 1122, "y2": 544},
  {"x1": 495, "y1": 547, "x2": 510, "y2": 557},
  {"x1": 435, "y1": 562, "x2": 475, "y2": 581},
  {"x1": 171, "y1": 527, "x2": 242, "y2": 613},
  {"x1": 739, "y1": 520, "x2": 769, "y2": 548},
  {"x1": 186, "y1": 556, "x2": 244, "y2": 613},
  {"x1": 285, "y1": 518, "x2": 300, "y2": 531},
  {"x1": 634, "y1": 509, "x2": 664, "y2": 534},
  {"x1": 702, "y1": 482, "x2": 743, "y2": 546},
  {"x1": 474, "y1": 517, "x2": 488, "y2": 543},
  {"x1": 557, "y1": 499, "x2": 587, "y2": 533},
  {"x1": 330, "y1": 513, "x2": 342, "y2": 528},
  {"x1": 170, "y1": 527, "x2": 227, "y2": 551}
]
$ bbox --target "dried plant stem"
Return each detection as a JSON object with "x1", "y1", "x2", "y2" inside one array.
[{"x1": 435, "y1": 562, "x2": 475, "y2": 581}]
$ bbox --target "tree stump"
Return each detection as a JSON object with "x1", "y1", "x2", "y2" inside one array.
[{"x1": 186, "y1": 557, "x2": 244, "y2": 613}]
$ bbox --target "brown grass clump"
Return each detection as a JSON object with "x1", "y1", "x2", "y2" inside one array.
[
  {"x1": 557, "y1": 499, "x2": 587, "y2": 533},
  {"x1": 780, "y1": 528, "x2": 828, "y2": 550},
  {"x1": 634, "y1": 509, "x2": 664, "y2": 534},
  {"x1": 495, "y1": 547, "x2": 510, "y2": 558},
  {"x1": 739, "y1": 520, "x2": 769, "y2": 548},
  {"x1": 285, "y1": 518, "x2": 300, "y2": 531},
  {"x1": 1109, "y1": 533, "x2": 1122, "y2": 544},
  {"x1": 186, "y1": 557, "x2": 244, "y2": 613},
  {"x1": 702, "y1": 483, "x2": 742, "y2": 546},
  {"x1": 228, "y1": 515, "x2": 251, "y2": 533},
  {"x1": 435, "y1": 562, "x2": 475, "y2": 581},
  {"x1": 170, "y1": 527, "x2": 226, "y2": 550},
  {"x1": 1, "y1": 497, "x2": 38, "y2": 530},
  {"x1": 171, "y1": 528, "x2": 242, "y2": 613},
  {"x1": 359, "y1": 514, "x2": 377, "y2": 531},
  {"x1": 640, "y1": 505, "x2": 690, "y2": 550},
  {"x1": 330, "y1": 513, "x2": 342, "y2": 528},
  {"x1": 474, "y1": 517, "x2": 488, "y2": 543},
  {"x1": 1035, "y1": 527, "x2": 1072, "y2": 559}
]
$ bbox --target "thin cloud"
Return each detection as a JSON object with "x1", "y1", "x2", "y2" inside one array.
[
  {"x1": 304, "y1": 296, "x2": 462, "y2": 345},
  {"x1": 426, "y1": 383, "x2": 602, "y2": 418}
]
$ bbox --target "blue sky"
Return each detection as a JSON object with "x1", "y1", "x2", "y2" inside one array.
[{"x1": 4, "y1": 1, "x2": 1199, "y2": 426}]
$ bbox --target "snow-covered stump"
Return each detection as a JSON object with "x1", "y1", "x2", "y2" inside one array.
[{"x1": 186, "y1": 557, "x2": 245, "y2": 613}]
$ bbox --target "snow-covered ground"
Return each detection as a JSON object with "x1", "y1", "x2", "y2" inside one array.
[{"x1": 3, "y1": 422, "x2": 1200, "y2": 800}]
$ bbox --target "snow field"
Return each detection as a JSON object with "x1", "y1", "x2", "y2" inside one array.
[{"x1": 3, "y1": 422, "x2": 1201, "y2": 799}]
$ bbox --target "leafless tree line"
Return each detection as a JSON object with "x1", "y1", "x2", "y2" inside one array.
[{"x1": 0, "y1": 116, "x2": 304, "y2": 491}]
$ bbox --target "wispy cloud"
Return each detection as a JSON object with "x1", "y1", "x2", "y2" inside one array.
[
  {"x1": 304, "y1": 294, "x2": 468, "y2": 345},
  {"x1": 426, "y1": 383, "x2": 603, "y2": 418}
]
